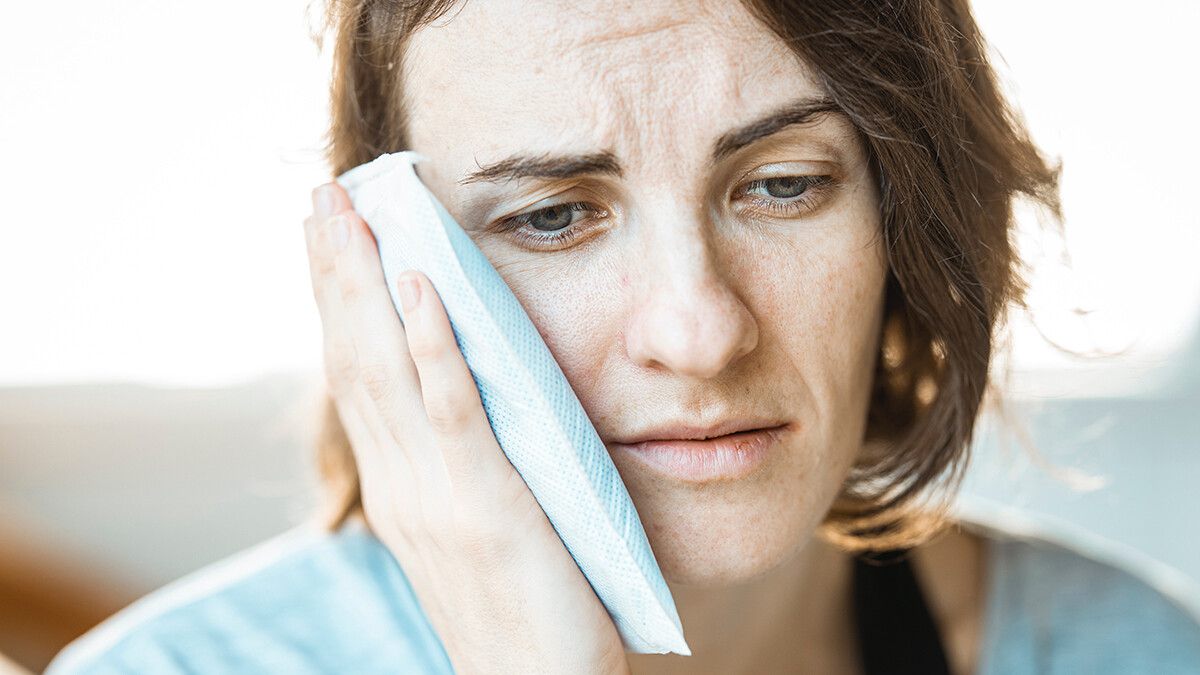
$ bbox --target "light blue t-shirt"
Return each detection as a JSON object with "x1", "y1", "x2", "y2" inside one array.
[{"x1": 46, "y1": 515, "x2": 1200, "y2": 674}]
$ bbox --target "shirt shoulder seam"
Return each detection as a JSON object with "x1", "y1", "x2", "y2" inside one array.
[{"x1": 47, "y1": 519, "x2": 336, "y2": 674}]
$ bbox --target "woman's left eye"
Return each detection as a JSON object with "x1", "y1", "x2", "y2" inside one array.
[
  {"x1": 737, "y1": 175, "x2": 837, "y2": 218},
  {"x1": 494, "y1": 201, "x2": 606, "y2": 250}
]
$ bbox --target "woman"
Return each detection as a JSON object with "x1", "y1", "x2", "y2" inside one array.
[{"x1": 47, "y1": 0, "x2": 1200, "y2": 673}]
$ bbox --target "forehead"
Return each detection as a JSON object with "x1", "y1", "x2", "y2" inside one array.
[{"x1": 402, "y1": 0, "x2": 826, "y2": 182}]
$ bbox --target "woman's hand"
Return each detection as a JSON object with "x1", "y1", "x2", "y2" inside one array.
[{"x1": 302, "y1": 182, "x2": 631, "y2": 675}]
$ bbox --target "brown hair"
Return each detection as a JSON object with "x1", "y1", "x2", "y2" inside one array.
[{"x1": 308, "y1": 0, "x2": 1062, "y2": 552}]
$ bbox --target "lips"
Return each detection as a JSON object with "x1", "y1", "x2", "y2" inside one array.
[
  {"x1": 608, "y1": 423, "x2": 790, "y2": 483},
  {"x1": 613, "y1": 417, "x2": 790, "y2": 445}
]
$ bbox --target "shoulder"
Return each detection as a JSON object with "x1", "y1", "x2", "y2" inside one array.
[
  {"x1": 45, "y1": 517, "x2": 453, "y2": 675},
  {"x1": 960, "y1": 508, "x2": 1200, "y2": 674}
]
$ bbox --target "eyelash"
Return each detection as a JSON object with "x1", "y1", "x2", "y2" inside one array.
[
  {"x1": 494, "y1": 175, "x2": 838, "y2": 250},
  {"x1": 738, "y1": 175, "x2": 837, "y2": 219},
  {"x1": 495, "y1": 201, "x2": 602, "y2": 250}
]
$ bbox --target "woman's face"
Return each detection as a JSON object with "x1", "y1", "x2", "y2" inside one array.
[{"x1": 403, "y1": 0, "x2": 888, "y2": 586}]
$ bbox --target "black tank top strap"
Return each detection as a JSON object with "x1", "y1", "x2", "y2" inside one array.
[{"x1": 852, "y1": 547, "x2": 952, "y2": 675}]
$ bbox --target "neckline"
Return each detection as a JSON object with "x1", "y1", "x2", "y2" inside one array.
[
  {"x1": 852, "y1": 547, "x2": 952, "y2": 674},
  {"x1": 849, "y1": 523, "x2": 1008, "y2": 675}
]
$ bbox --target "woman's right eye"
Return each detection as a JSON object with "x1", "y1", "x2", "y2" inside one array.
[{"x1": 494, "y1": 201, "x2": 608, "y2": 250}]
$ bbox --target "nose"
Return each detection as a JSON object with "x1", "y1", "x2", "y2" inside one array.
[{"x1": 623, "y1": 213, "x2": 759, "y2": 380}]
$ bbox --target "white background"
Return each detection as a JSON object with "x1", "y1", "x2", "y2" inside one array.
[{"x1": 2, "y1": 0, "x2": 1198, "y2": 390}]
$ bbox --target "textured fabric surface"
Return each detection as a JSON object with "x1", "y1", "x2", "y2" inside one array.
[
  {"x1": 46, "y1": 515, "x2": 1200, "y2": 674},
  {"x1": 46, "y1": 520, "x2": 455, "y2": 675},
  {"x1": 976, "y1": 529, "x2": 1200, "y2": 674},
  {"x1": 332, "y1": 150, "x2": 686, "y2": 654}
]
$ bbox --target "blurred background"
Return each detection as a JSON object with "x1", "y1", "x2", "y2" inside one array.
[{"x1": 2, "y1": 0, "x2": 1198, "y2": 672}]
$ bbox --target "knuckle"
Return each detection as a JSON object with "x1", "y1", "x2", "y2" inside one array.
[
  {"x1": 423, "y1": 394, "x2": 471, "y2": 434},
  {"x1": 306, "y1": 244, "x2": 337, "y2": 281},
  {"x1": 358, "y1": 362, "x2": 396, "y2": 402},
  {"x1": 338, "y1": 273, "x2": 365, "y2": 305},
  {"x1": 302, "y1": 230, "x2": 331, "y2": 273},
  {"x1": 314, "y1": 248, "x2": 337, "y2": 277},
  {"x1": 404, "y1": 330, "x2": 442, "y2": 362},
  {"x1": 323, "y1": 340, "x2": 358, "y2": 394},
  {"x1": 310, "y1": 259, "x2": 336, "y2": 286}
]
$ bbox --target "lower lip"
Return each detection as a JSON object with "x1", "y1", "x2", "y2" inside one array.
[{"x1": 609, "y1": 425, "x2": 789, "y2": 483}]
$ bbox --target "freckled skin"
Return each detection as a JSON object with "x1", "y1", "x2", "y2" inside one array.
[{"x1": 403, "y1": 0, "x2": 888, "y2": 588}]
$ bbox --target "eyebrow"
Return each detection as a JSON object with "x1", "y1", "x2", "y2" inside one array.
[
  {"x1": 459, "y1": 151, "x2": 622, "y2": 185},
  {"x1": 456, "y1": 94, "x2": 843, "y2": 186},
  {"x1": 712, "y1": 95, "x2": 842, "y2": 162}
]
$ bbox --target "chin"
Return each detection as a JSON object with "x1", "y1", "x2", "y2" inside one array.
[
  {"x1": 657, "y1": 535, "x2": 801, "y2": 588},
  {"x1": 627, "y1": 478, "x2": 825, "y2": 588}
]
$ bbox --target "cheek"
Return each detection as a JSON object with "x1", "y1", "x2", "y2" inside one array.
[
  {"x1": 769, "y1": 216, "x2": 887, "y2": 421},
  {"x1": 809, "y1": 242, "x2": 887, "y2": 367},
  {"x1": 488, "y1": 257, "x2": 614, "y2": 386}
]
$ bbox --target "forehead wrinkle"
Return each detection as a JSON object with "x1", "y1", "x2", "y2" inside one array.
[
  {"x1": 577, "y1": 17, "x2": 694, "y2": 49},
  {"x1": 578, "y1": 40, "x2": 769, "y2": 187},
  {"x1": 563, "y1": 0, "x2": 746, "y2": 48},
  {"x1": 559, "y1": 9, "x2": 798, "y2": 159}
]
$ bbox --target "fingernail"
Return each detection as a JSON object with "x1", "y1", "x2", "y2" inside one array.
[
  {"x1": 399, "y1": 273, "x2": 421, "y2": 312},
  {"x1": 313, "y1": 184, "x2": 336, "y2": 216},
  {"x1": 330, "y1": 215, "x2": 350, "y2": 252}
]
